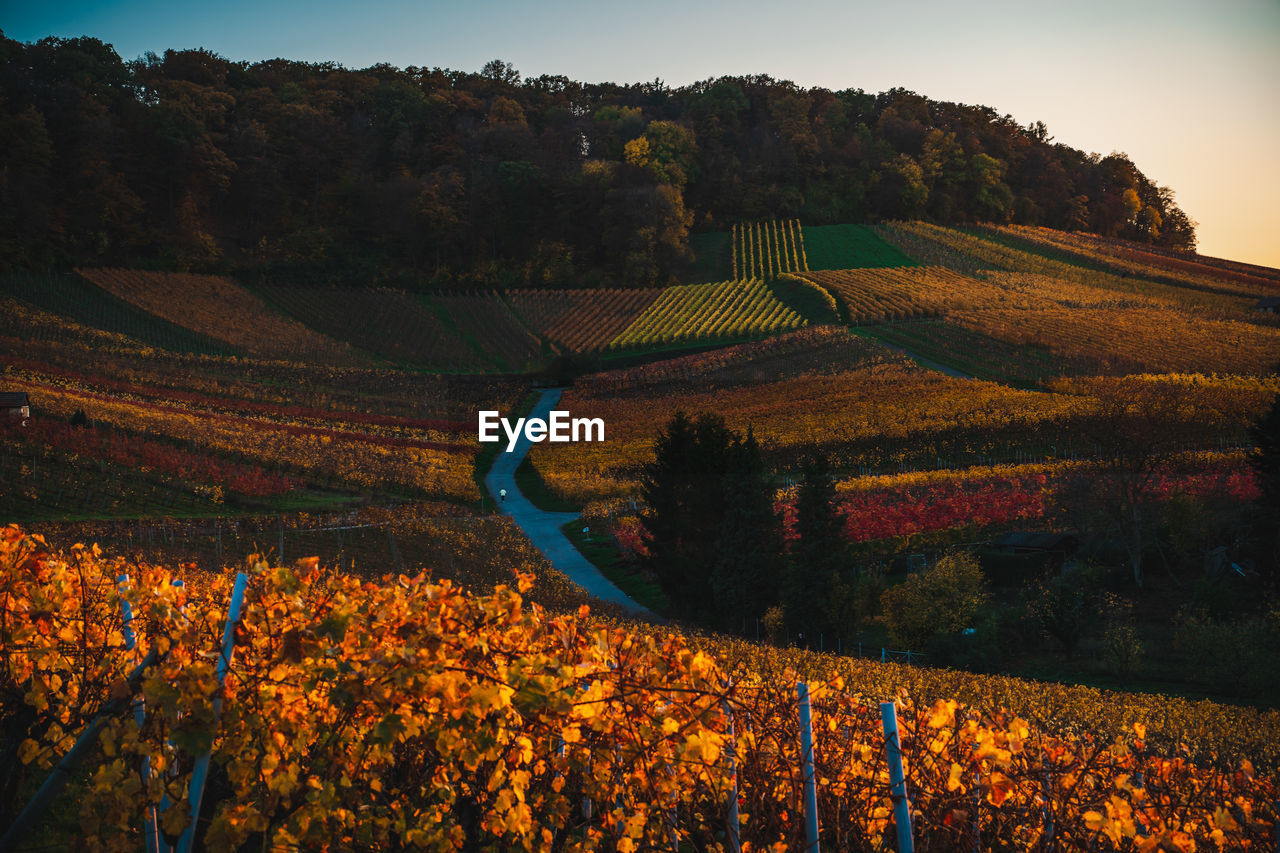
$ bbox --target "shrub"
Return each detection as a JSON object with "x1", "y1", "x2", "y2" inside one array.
[{"x1": 880, "y1": 551, "x2": 987, "y2": 649}]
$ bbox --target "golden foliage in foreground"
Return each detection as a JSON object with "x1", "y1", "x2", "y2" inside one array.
[{"x1": 3, "y1": 527, "x2": 1275, "y2": 850}]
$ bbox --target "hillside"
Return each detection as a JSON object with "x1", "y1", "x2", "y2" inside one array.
[
  {"x1": 2, "y1": 35, "x2": 1196, "y2": 287},
  {"x1": 2, "y1": 218, "x2": 1279, "y2": 848}
]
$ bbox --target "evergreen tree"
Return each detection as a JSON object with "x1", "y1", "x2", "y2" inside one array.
[
  {"x1": 712, "y1": 426, "x2": 785, "y2": 632},
  {"x1": 786, "y1": 450, "x2": 850, "y2": 639},
  {"x1": 638, "y1": 412, "x2": 734, "y2": 618},
  {"x1": 1249, "y1": 394, "x2": 1280, "y2": 593},
  {"x1": 1250, "y1": 394, "x2": 1280, "y2": 512},
  {"x1": 640, "y1": 413, "x2": 784, "y2": 623}
]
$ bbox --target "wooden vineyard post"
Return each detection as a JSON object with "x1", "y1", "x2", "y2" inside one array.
[
  {"x1": 880, "y1": 701, "x2": 914, "y2": 853},
  {"x1": 176, "y1": 571, "x2": 248, "y2": 853},
  {"x1": 797, "y1": 682, "x2": 820, "y2": 851}
]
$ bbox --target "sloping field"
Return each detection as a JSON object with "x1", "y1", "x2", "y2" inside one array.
[
  {"x1": 954, "y1": 300, "x2": 1280, "y2": 375},
  {"x1": 803, "y1": 263, "x2": 1280, "y2": 374},
  {"x1": 732, "y1": 219, "x2": 807, "y2": 279},
  {"x1": 800, "y1": 266, "x2": 1003, "y2": 322},
  {"x1": 1, "y1": 272, "x2": 238, "y2": 356},
  {"x1": 803, "y1": 223, "x2": 918, "y2": 270},
  {"x1": 983, "y1": 224, "x2": 1280, "y2": 296},
  {"x1": 256, "y1": 285, "x2": 486, "y2": 371},
  {"x1": 504, "y1": 288, "x2": 660, "y2": 352},
  {"x1": 75, "y1": 268, "x2": 373, "y2": 365},
  {"x1": 428, "y1": 291, "x2": 543, "y2": 372},
  {"x1": 608, "y1": 278, "x2": 806, "y2": 351},
  {"x1": 880, "y1": 223, "x2": 1254, "y2": 313}
]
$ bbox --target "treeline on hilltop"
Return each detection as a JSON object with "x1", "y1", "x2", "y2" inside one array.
[{"x1": 0, "y1": 33, "x2": 1197, "y2": 287}]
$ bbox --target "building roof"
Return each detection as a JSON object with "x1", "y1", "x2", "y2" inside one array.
[{"x1": 0, "y1": 392, "x2": 30, "y2": 408}]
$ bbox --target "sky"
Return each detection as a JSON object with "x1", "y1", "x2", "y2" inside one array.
[{"x1": 5, "y1": 0, "x2": 1279, "y2": 267}]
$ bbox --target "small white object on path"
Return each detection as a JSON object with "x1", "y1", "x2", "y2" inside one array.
[{"x1": 485, "y1": 387, "x2": 653, "y2": 617}]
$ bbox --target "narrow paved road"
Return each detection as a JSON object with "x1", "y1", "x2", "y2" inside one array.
[{"x1": 485, "y1": 387, "x2": 654, "y2": 618}]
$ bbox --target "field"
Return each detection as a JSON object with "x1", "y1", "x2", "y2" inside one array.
[
  {"x1": 608, "y1": 278, "x2": 807, "y2": 351},
  {"x1": 75, "y1": 268, "x2": 373, "y2": 365},
  {"x1": 254, "y1": 285, "x2": 488, "y2": 371},
  {"x1": 802, "y1": 223, "x2": 919, "y2": 270},
  {"x1": 4, "y1": 221, "x2": 1280, "y2": 850},
  {"x1": 504, "y1": 288, "x2": 660, "y2": 353},
  {"x1": 978, "y1": 224, "x2": 1280, "y2": 298},
  {"x1": 430, "y1": 291, "x2": 544, "y2": 372},
  {"x1": 731, "y1": 219, "x2": 807, "y2": 279},
  {"x1": 799, "y1": 265, "x2": 1002, "y2": 322},
  {"x1": 878, "y1": 223, "x2": 1257, "y2": 314},
  {"x1": 0, "y1": 274, "x2": 238, "y2": 356}
]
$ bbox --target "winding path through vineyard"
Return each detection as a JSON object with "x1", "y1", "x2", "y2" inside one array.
[{"x1": 485, "y1": 387, "x2": 654, "y2": 617}]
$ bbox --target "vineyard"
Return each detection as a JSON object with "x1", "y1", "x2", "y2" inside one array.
[
  {"x1": 798, "y1": 266, "x2": 1000, "y2": 323},
  {"x1": 876, "y1": 223, "x2": 1257, "y2": 314},
  {"x1": 732, "y1": 219, "x2": 808, "y2": 279},
  {"x1": 794, "y1": 264, "x2": 1280, "y2": 375},
  {"x1": 504, "y1": 288, "x2": 660, "y2": 353},
  {"x1": 429, "y1": 291, "x2": 545, "y2": 372},
  {"x1": 253, "y1": 285, "x2": 488, "y2": 371},
  {"x1": 74, "y1": 268, "x2": 373, "y2": 365},
  {"x1": 977, "y1": 224, "x2": 1280, "y2": 298},
  {"x1": 608, "y1": 278, "x2": 807, "y2": 352},
  {"x1": 530, "y1": 333, "x2": 1276, "y2": 505},
  {"x1": 3, "y1": 370, "x2": 483, "y2": 506},
  {"x1": 0, "y1": 274, "x2": 238, "y2": 357},
  {"x1": 2, "y1": 529, "x2": 1276, "y2": 851}
]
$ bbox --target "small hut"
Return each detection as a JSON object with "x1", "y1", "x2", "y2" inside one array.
[
  {"x1": 1255, "y1": 296, "x2": 1280, "y2": 314},
  {"x1": 1, "y1": 391, "x2": 30, "y2": 425}
]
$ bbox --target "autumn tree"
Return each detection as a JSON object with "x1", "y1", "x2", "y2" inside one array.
[
  {"x1": 880, "y1": 551, "x2": 988, "y2": 649},
  {"x1": 1054, "y1": 377, "x2": 1233, "y2": 588}
]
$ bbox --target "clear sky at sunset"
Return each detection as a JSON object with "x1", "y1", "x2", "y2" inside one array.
[{"x1": 6, "y1": 0, "x2": 1278, "y2": 267}]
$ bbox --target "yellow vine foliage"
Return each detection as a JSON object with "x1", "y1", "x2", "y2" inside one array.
[{"x1": 4, "y1": 527, "x2": 1276, "y2": 850}]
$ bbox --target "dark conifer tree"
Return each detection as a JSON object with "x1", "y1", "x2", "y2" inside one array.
[
  {"x1": 1249, "y1": 394, "x2": 1280, "y2": 593},
  {"x1": 786, "y1": 450, "x2": 849, "y2": 638},
  {"x1": 713, "y1": 426, "x2": 785, "y2": 632},
  {"x1": 638, "y1": 412, "x2": 734, "y2": 617}
]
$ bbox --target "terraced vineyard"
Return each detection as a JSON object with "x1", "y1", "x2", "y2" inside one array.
[
  {"x1": 803, "y1": 223, "x2": 918, "y2": 270},
  {"x1": 504, "y1": 288, "x2": 660, "y2": 352},
  {"x1": 75, "y1": 268, "x2": 372, "y2": 365},
  {"x1": 256, "y1": 285, "x2": 487, "y2": 371},
  {"x1": 608, "y1": 278, "x2": 807, "y2": 351},
  {"x1": 731, "y1": 219, "x2": 807, "y2": 279}
]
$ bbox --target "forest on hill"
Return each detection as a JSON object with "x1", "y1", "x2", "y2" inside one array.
[{"x1": 0, "y1": 33, "x2": 1196, "y2": 286}]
